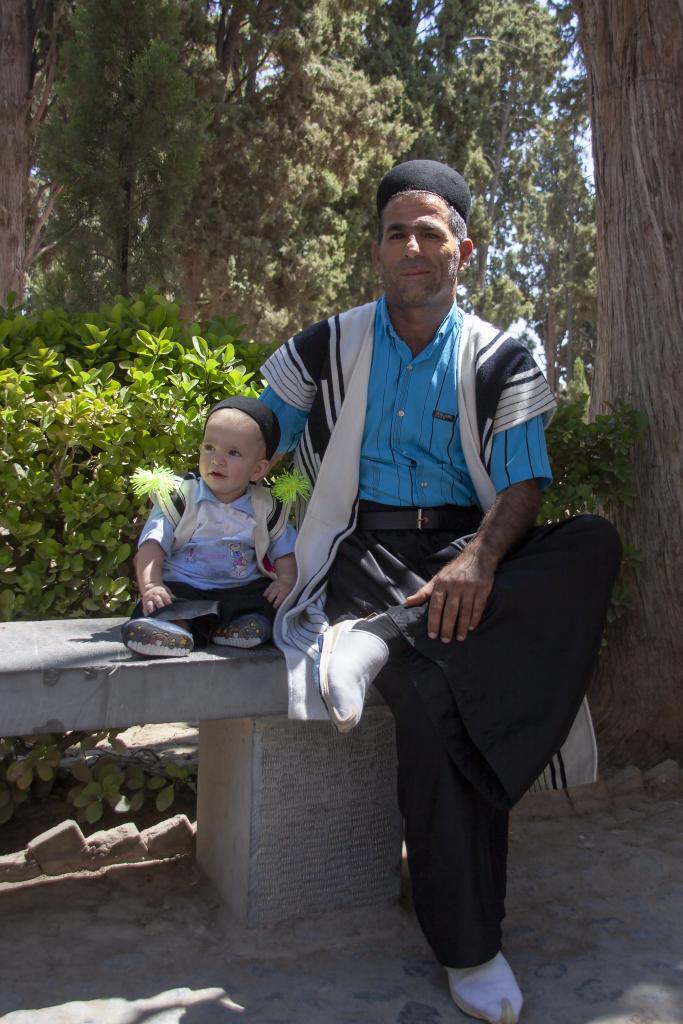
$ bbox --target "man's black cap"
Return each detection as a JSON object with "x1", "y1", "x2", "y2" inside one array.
[
  {"x1": 377, "y1": 159, "x2": 471, "y2": 224},
  {"x1": 205, "y1": 396, "x2": 280, "y2": 460}
]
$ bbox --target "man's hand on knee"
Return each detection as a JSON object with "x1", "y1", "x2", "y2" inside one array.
[
  {"x1": 405, "y1": 480, "x2": 542, "y2": 642},
  {"x1": 404, "y1": 546, "x2": 496, "y2": 643}
]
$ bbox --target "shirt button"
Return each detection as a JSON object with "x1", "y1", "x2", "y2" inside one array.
[
  {"x1": 397, "y1": 409, "x2": 405, "y2": 417},
  {"x1": 407, "y1": 365, "x2": 413, "y2": 372},
  {"x1": 420, "y1": 481, "x2": 428, "y2": 488}
]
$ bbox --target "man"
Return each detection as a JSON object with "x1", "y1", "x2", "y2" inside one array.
[{"x1": 259, "y1": 159, "x2": 621, "y2": 1024}]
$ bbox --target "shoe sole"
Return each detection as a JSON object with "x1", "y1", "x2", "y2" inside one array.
[
  {"x1": 317, "y1": 621, "x2": 357, "y2": 734},
  {"x1": 212, "y1": 634, "x2": 267, "y2": 648},
  {"x1": 212, "y1": 616, "x2": 270, "y2": 648},
  {"x1": 123, "y1": 622, "x2": 193, "y2": 658},
  {"x1": 449, "y1": 992, "x2": 517, "y2": 1024}
]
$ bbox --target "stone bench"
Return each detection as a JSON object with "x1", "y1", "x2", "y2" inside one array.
[{"x1": 0, "y1": 618, "x2": 401, "y2": 927}]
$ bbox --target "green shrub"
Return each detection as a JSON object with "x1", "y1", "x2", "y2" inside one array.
[
  {"x1": 0, "y1": 730, "x2": 196, "y2": 827},
  {"x1": 0, "y1": 290, "x2": 264, "y2": 622},
  {"x1": 540, "y1": 397, "x2": 646, "y2": 522}
]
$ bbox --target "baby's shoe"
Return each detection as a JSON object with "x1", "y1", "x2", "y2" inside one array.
[
  {"x1": 211, "y1": 613, "x2": 271, "y2": 649},
  {"x1": 122, "y1": 618, "x2": 194, "y2": 657}
]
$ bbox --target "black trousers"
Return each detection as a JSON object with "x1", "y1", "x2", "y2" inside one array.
[
  {"x1": 325, "y1": 514, "x2": 622, "y2": 967},
  {"x1": 128, "y1": 578, "x2": 275, "y2": 646}
]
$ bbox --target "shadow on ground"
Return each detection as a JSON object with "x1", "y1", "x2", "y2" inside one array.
[{"x1": 1, "y1": 800, "x2": 682, "y2": 1023}]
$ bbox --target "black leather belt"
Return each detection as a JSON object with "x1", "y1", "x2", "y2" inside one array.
[{"x1": 356, "y1": 501, "x2": 482, "y2": 533}]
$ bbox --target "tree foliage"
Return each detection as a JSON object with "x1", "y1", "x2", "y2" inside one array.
[
  {"x1": 37, "y1": 0, "x2": 207, "y2": 304},
  {"x1": 15, "y1": 0, "x2": 596, "y2": 376},
  {"x1": 172, "y1": 0, "x2": 411, "y2": 338}
]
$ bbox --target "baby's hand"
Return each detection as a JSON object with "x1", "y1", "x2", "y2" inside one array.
[
  {"x1": 141, "y1": 583, "x2": 174, "y2": 615},
  {"x1": 264, "y1": 577, "x2": 294, "y2": 609}
]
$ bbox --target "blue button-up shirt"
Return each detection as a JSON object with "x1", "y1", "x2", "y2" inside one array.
[{"x1": 260, "y1": 299, "x2": 552, "y2": 507}]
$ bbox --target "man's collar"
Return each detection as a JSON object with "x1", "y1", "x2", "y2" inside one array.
[{"x1": 379, "y1": 296, "x2": 459, "y2": 351}]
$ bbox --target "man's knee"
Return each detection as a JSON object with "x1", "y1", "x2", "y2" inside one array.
[{"x1": 561, "y1": 513, "x2": 623, "y2": 573}]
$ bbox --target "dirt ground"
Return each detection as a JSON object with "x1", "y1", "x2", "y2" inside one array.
[{"x1": 1, "y1": 736, "x2": 682, "y2": 1024}]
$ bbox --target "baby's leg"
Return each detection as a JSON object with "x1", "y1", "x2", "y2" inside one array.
[{"x1": 211, "y1": 580, "x2": 276, "y2": 649}]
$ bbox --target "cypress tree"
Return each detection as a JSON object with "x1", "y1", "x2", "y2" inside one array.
[{"x1": 38, "y1": 0, "x2": 207, "y2": 304}]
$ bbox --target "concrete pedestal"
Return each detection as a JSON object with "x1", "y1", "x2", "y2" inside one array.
[{"x1": 196, "y1": 707, "x2": 402, "y2": 927}]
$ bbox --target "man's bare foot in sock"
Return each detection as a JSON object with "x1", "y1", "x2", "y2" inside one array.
[
  {"x1": 316, "y1": 619, "x2": 389, "y2": 733},
  {"x1": 445, "y1": 952, "x2": 523, "y2": 1023}
]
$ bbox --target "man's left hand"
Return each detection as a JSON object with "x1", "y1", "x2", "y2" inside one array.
[{"x1": 404, "y1": 544, "x2": 496, "y2": 642}]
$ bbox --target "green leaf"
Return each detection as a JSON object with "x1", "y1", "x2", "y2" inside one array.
[
  {"x1": 73, "y1": 789, "x2": 94, "y2": 808},
  {"x1": 155, "y1": 784, "x2": 175, "y2": 813},
  {"x1": 70, "y1": 762, "x2": 93, "y2": 783},
  {"x1": 146, "y1": 775, "x2": 166, "y2": 790},
  {"x1": 129, "y1": 790, "x2": 145, "y2": 812},
  {"x1": 84, "y1": 800, "x2": 104, "y2": 823},
  {"x1": 125, "y1": 768, "x2": 145, "y2": 791},
  {"x1": 15, "y1": 767, "x2": 34, "y2": 790},
  {"x1": 36, "y1": 762, "x2": 54, "y2": 782},
  {"x1": 5, "y1": 760, "x2": 26, "y2": 784},
  {"x1": 80, "y1": 780, "x2": 102, "y2": 800}
]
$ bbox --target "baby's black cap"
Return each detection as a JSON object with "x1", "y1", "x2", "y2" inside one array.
[{"x1": 205, "y1": 396, "x2": 280, "y2": 460}]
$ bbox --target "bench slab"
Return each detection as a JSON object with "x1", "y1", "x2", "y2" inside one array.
[
  {"x1": 0, "y1": 618, "x2": 290, "y2": 734},
  {"x1": 0, "y1": 618, "x2": 385, "y2": 736}
]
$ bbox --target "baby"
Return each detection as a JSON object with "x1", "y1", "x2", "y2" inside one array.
[{"x1": 122, "y1": 397, "x2": 297, "y2": 657}]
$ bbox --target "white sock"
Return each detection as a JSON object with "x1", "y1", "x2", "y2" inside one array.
[
  {"x1": 329, "y1": 624, "x2": 388, "y2": 721},
  {"x1": 446, "y1": 952, "x2": 523, "y2": 1023},
  {"x1": 318, "y1": 619, "x2": 389, "y2": 731}
]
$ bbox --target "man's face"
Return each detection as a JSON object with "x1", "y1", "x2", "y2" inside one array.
[{"x1": 372, "y1": 192, "x2": 472, "y2": 313}]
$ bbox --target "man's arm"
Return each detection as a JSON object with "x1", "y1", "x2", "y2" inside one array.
[{"x1": 404, "y1": 479, "x2": 541, "y2": 643}]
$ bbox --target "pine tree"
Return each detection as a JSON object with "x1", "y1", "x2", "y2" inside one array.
[
  {"x1": 514, "y1": 118, "x2": 596, "y2": 392},
  {"x1": 37, "y1": 0, "x2": 207, "y2": 304},
  {"x1": 362, "y1": 0, "x2": 583, "y2": 339},
  {"x1": 174, "y1": 0, "x2": 412, "y2": 339}
]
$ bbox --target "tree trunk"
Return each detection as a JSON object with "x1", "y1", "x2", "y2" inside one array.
[
  {"x1": 564, "y1": 228, "x2": 575, "y2": 380},
  {"x1": 543, "y1": 299, "x2": 558, "y2": 395},
  {"x1": 573, "y1": 0, "x2": 683, "y2": 765},
  {"x1": 476, "y1": 75, "x2": 516, "y2": 292},
  {"x1": 0, "y1": 1, "x2": 32, "y2": 303}
]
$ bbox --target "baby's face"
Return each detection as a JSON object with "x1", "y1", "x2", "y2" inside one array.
[{"x1": 199, "y1": 409, "x2": 269, "y2": 503}]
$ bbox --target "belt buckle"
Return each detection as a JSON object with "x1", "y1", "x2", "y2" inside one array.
[{"x1": 417, "y1": 507, "x2": 424, "y2": 530}]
